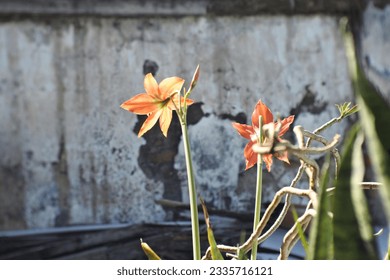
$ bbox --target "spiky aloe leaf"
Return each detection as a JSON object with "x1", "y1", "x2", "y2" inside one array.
[
  {"x1": 333, "y1": 125, "x2": 377, "y2": 259},
  {"x1": 343, "y1": 20, "x2": 390, "y2": 225},
  {"x1": 351, "y1": 132, "x2": 378, "y2": 258}
]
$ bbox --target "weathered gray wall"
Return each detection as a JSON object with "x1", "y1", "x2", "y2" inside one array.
[
  {"x1": 361, "y1": 3, "x2": 390, "y2": 99},
  {"x1": 0, "y1": 1, "x2": 389, "y2": 230}
]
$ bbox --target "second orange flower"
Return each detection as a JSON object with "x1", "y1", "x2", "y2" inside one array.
[{"x1": 232, "y1": 100, "x2": 294, "y2": 172}]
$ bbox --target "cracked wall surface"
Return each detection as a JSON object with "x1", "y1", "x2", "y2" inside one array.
[{"x1": 0, "y1": 4, "x2": 389, "y2": 230}]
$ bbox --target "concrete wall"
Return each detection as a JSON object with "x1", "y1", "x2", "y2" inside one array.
[{"x1": 0, "y1": 1, "x2": 389, "y2": 230}]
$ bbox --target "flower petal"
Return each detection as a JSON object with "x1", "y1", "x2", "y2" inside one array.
[
  {"x1": 144, "y1": 73, "x2": 160, "y2": 100},
  {"x1": 262, "y1": 154, "x2": 273, "y2": 172},
  {"x1": 138, "y1": 110, "x2": 162, "y2": 137},
  {"x1": 244, "y1": 141, "x2": 258, "y2": 170},
  {"x1": 252, "y1": 100, "x2": 273, "y2": 128},
  {"x1": 232, "y1": 122, "x2": 254, "y2": 140},
  {"x1": 278, "y1": 115, "x2": 295, "y2": 137},
  {"x1": 275, "y1": 151, "x2": 290, "y2": 164},
  {"x1": 159, "y1": 76, "x2": 185, "y2": 100},
  {"x1": 185, "y1": 98, "x2": 194, "y2": 106},
  {"x1": 120, "y1": 93, "x2": 158, "y2": 114},
  {"x1": 159, "y1": 107, "x2": 173, "y2": 137}
]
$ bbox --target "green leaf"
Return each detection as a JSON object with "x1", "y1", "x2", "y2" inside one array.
[
  {"x1": 355, "y1": 66, "x2": 390, "y2": 224},
  {"x1": 200, "y1": 198, "x2": 224, "y2": 260},
  {"x1": 350, "y1": 132, "x2": 377, "y2": 258},
  {"x1": 291, "y1": 206, "x2": 309, "y2": 257},
  {"x1": 237, "y1": 231, "x2": 249, "y2": 260},
  {"x1": 140, "y1": 239, "x2": 161, "y2": 260},
  {"x1": 308, "y1": 155, "x2": 333, "y2": 259},
  {"x1": 343, "y1": 20, "x2": 390, "y2": 225},
  {"x1": 332, "y1": 125, "x2": 377, "y2": 259},
  {"x1": 336, "y1": 102, "x2": 358, "y2": 119},
  {"x1": 237, "y1": 247, "x2": 248, "y2": 260}
]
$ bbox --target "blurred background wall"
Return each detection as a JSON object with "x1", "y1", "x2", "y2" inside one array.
[{"x1": 0, "y1": 0, "x2": 389, "y2": 231}]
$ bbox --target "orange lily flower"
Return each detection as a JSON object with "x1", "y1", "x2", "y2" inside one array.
[
  {"x1": 232, "y1": 100, "x2": 294, "y2": 172},
  {"x1": 121, "y1": 73, "x2": 194, "y2": 137}
]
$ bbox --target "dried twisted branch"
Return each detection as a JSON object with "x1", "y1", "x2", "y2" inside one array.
[
  {"x1": 256, "y1": 160, "x2": 308, "y2": 244},
  {"x1": 278, "y1": 209, "x2": 316, "y2": 260},
  {"x1": 239, "y1": 187, "x2": 317, "y2": 254},
  {"x1": 303, "y1": 130, "x2": 341, "y2": 176},
  {"x1": 200, "y1": 186, "x2": 317, "y2": 260},
  {"x1": 201, "y1": 115, "x2": 347, "y2": 260}
]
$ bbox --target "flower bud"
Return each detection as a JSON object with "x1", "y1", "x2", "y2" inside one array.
[{"x1": 189, "y1": 65, "x2": 200, "y2": 92}]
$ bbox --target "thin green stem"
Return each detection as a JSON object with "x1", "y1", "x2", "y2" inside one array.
[
  {"x1": 251, "y1": 153, "x2": 263, "y2": 260},
  {"x1": 251, "y1": 116, "x2": 263, "y2": 260},
  {"x1": 180, "y1": 121, "x2": 201, "y2": 260}
]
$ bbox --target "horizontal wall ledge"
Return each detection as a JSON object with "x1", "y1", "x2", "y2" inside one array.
[{"x1": 0, "y1": 0, "x2": 389, "y2": 17}]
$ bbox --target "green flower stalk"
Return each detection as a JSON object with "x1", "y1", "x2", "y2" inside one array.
[
  {"x1": 251, "y1": 116, "x2": 263, "y2": 260},
  {"x1": 180, "y1": 120, "x2": 201, "y2": 260},
  {"x1": 121, "y1": 66, "x2": 201, "y2": 260},
  {"x1": 177, "y1": 65, "x2": 201, "y2": 260},
  {"x1": 232, "y1": 100, "x2": 294, "y2": 259}
]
